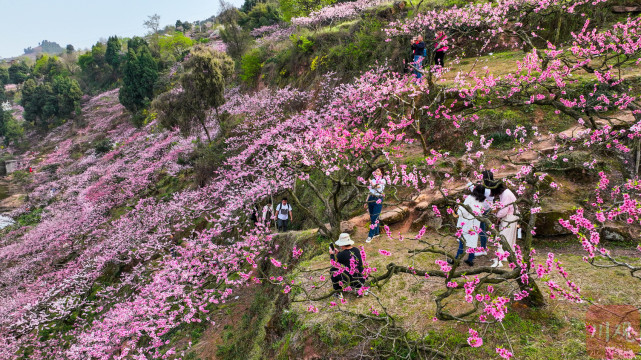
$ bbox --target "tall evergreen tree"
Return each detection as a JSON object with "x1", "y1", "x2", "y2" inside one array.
[
  {"x1": 105, "y1": 36, "x2": 122, "y2": 68},
  {"x1": 119, "y1": 37, "x2": 158, "y2": 120}
]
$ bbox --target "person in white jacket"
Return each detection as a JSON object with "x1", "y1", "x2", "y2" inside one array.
[
  {"x1": 449, "y1": 185, "x2": 486, "y2": 267},
  {"x1": 466, "y1": 170, "x2": 495, "y2": 256},
  {"x1": 490, "y1": 182, "x2": 518, "y2": 268}
]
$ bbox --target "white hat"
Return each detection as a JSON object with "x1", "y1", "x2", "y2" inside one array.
[{"x1": 335, "y1": 233, "x2": 354, "y2": 246}]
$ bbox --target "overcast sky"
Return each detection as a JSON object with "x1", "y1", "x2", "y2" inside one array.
[{"x1": 0, "y1": 0, "x2": 244, "y2": 59}]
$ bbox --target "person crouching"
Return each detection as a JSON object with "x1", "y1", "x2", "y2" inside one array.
[{"x1": 329, "y1": 233, "x2": 365, "y2": 299}]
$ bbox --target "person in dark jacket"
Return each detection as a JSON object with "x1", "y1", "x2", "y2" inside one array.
[
  {"x1": 410, "y1": 35, "x2": 426, "y2": 79},
  {"x1": 329, "y1": 233, "x2": 365, "y2": 298}
]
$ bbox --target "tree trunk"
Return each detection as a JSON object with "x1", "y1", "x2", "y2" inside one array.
[
  {"x1": 554, "y1": 12, "x2": 563, "y2": 45},
  {"x1": 517, "y1": 277, "x2": 546, "y2": 308},
  {"x1": 519, "y1": 197, "x2": 546, "y2": 307},
  {"x1": 199, "y1": 115, "x2": 212, "y2": 142}
]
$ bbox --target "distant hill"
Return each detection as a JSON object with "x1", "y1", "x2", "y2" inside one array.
[
  {"x1": 0, "y1": 40, "x2": 66, "y2": 62},
  {"x1": 23, "y1": 40, "x2": 64, "y2": 56}
]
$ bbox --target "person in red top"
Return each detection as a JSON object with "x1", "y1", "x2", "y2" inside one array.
[{"x1": 434, "y1": 31, "x2": 448, "y2": 67}]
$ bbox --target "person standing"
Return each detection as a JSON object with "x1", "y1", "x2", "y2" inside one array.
[
  {"x1": 262, "y1": 202, "x2": 274, "y2": 229},
  {"x1": 276, "y1": 198, "x2": 293, "y2": 232},
  {"x1": 249, "y1": 204, "x2": 259, "y2": 225},
  {"x1": 466, "y1": 170, "x2": 495, "y2": 256},
  {"x1": 434, "y1": 31, "x2": 448, "y2": 67},
  {"x1": 411, "y1": 35, "x2": 426, "y2": 79},
  {"x1": 450, "y1": 185, "x2": 486, "y2": 266},
  {"x1": 329, "y1": 233, "x2": 365, "y2": 298},
  {"x1": 490, "y1": 182, "x2": 518, "y2": 268},
  {"x1": 365, "y1": 168, "x2": 386, "y2": 243}
]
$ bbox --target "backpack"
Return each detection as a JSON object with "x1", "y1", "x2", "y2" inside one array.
[{"x1": 277, "y1": 204, "x2": 289, "y2": 217}]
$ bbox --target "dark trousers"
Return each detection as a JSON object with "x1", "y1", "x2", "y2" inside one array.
[
  {"x1": 331, "y1": 268, "x2": 364, "y2": 291},
  {"x1": 277, "y1": 218, "x2": 289, "y2": 232},
  {"x1": 435, "y1": 51, "x2": 445, "y2": 66},
  {"x1": 455, "y1": 240, "x2": 475, "y2": 262},
  {"x1": 480, "y1": 212, "x2": 488, "y2": 249},
  {"x1": 367, "y1": 195, "x2": 383, "y2": 238}
]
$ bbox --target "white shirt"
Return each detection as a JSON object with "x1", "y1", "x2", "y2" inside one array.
[
  {"x1": 276, "y1": 203, "x2": 292, "y2": 220},
  {"x1": 466, "y1": 182, "x2": 493, "y2": 211},
  {"x1": 369, "y1": 178, "x2": 386, "y2": 197},
  {"x1": 262, "y1": 204, "x2": 273, "y2": 220}
]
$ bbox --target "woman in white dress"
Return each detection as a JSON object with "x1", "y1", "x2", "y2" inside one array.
[
  {"x1": 449, "y1": 185, "x2": 486, "y2": 266},
  {"x1": 490, "y1": 182, "x2": 518, "y2": 268}
]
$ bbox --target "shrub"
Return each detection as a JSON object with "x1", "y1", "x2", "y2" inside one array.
[
  {"x1": 240, "y1": 49, "x2": 263, "y2": 84},
  {"x1": 290, "y1": 34, "x2": 314, "y2": 53},
  {"x1": 93, "y1": 138, "x2": 113, "y2": 154}
]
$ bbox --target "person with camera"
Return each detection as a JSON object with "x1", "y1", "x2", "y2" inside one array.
[{"x1": 329, "y1": 233, "x2": 365, "y2": 299}]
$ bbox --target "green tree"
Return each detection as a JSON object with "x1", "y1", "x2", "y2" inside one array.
[
  {"x1": 158, "y1": 32, "x2": 194, "y2": 61},
  {"x1": 239, "y1": 3, "x2": 281, "y2": 30},
  {"x1": 21, "y1": 76, "x2": 82, "y2": 129},
  {"x1": 153, "y1": 46, "x2": 233, "y2": 141},
  {"x1": 22, "y1": 79, "x2": 54, "y2": 128},
  {"x1": 52, "y1": 76, "x2": 82, "y2": 117},
  {"x1": 278, "y1": 0, "x2": 334, "y2": 21},
  {"x1": 8, "y1": 61, "x2": 29, "y2": 84},
  {"x1": 34, "y1": 55, "x2": 66, "y2": 80},
  {"x1": 241, "y1": 0, "x2": 261, "y2": 12},
  {"x1": 119, "y1": 37, "x2": 158, "y2": 120},
  {"x1": 240, "y1": 48, "x2": 263, "y2": 84},
  {"x1": 3, "y1": 115, "x2": 24, "y2": 146},
  {"x1": 218, "y1": 1, "x2": 253, "y2": 59},
  {"x1": 0, "y1": 67, "x2": 9, "y2": 85},
  {"x1": 105, "y1": 36, "x2": 122, "y2": 68},
  {"x1": 66, "y1": 44, "x2": 75, "y2": 54},
  {"x1": 78, "y1": 41, "x2": 116, "y2": 92}
]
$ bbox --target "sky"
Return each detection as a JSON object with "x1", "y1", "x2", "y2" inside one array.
[{"x1": 0, "y1": 0, "x2": 244, "y2": 59}]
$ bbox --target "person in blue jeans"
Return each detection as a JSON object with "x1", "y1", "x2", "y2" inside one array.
[
  {"x1": 466, "y1": 170, "x2": 495, "y2": 256},
  {"x1": 410, "y1": 35, "x2": 426, "y2": 79},
  {"x1": 449, "y1": 185, "x2": 486, "y2": 266},
  {"x1": 365, "y1": 168, "x2": 386, "y2": 243}
]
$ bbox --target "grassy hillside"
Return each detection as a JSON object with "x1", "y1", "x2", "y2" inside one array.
[{"x1": 0, "y1": 0, "x2": 640, "y2": 359}]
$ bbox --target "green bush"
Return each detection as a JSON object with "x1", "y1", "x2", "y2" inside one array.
[
  {"x1": 240, "y1": 49, "x2": 263, "y2": 84},
  {"x1": 16, "y1": 207, "x2": 44, "y2": 226},
  {"x1": 183, "y1": 141, "x2": 229, "y2": 186},
  {"x1": 93, "y1": 138, "x2": 113, "y2": 154},
  {"x1": 290, "y1": 34, "x2": 314, "y2": 53}
]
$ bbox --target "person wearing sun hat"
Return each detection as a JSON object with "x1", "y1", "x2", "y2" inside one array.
[{"x1": 329, "y1": 233, "x2": 365, "y2": 298}]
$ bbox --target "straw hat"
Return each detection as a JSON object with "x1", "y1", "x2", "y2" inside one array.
[{"x1": 335, "y1": 233, "x2": 354, "y2": 247}]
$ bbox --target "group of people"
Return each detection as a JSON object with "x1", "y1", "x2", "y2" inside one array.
[
  {"x1": 326, "y1": 169, "x2": 521, "y2": 299},
  {"x1": 410, "y1": 31, "x2": 448, "y2": 79},
  {"x1": 251, "y1": 167, "x2": 519, "y2": 298},
  {"x1": 453, "y1": 171, "x2": 519, "y2": 268},
  {"x1": 250, "y1": 197, "x2": 293, "y2": 232}
]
